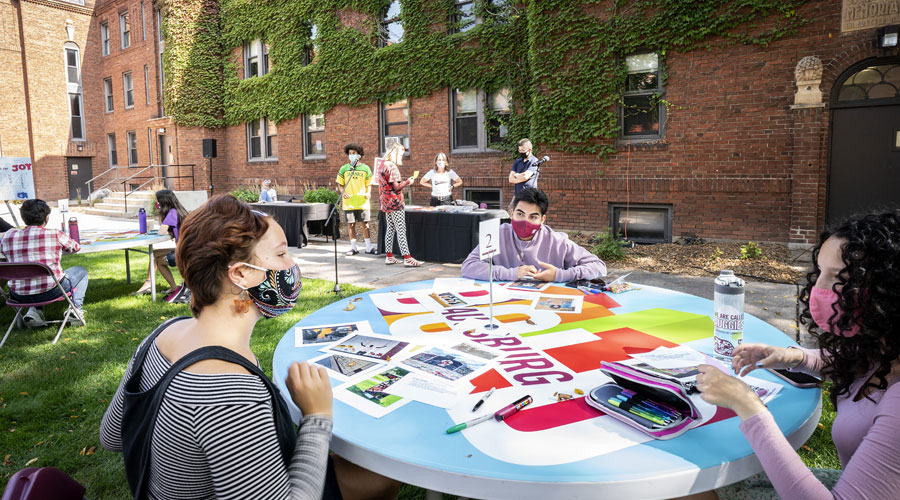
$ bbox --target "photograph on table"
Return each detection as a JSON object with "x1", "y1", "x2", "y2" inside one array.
[
  {"x1": 531, "y1": 294, "x2": 584, "y2": 314},
  {"x1": 400, "y1": 346, "x2": 490, "y2": 383},
  {"x1": 295, "y1": 320, "x2": 375, "y2": 346},
  {"x1": 335, "y1": 366, "x2": 414, "y2": 418},
  {"x1": 310, "y1": 352, "x2": 383, "y2": 381},
  {"x1": 448, "y1": 340, "x2": 505, "y2": 361},
  {"x1": 326, "y1": 333, "x2": 410, "y2": 361},
  {"x1": 383, "y1": 373, "x2": 467, "y2": 409},
  {"x1": 505, "y1": 280, "x2": 551, "y2": 292},
  {"x1": 428, "y1": 291, "x2": 470, "y2": 308}
]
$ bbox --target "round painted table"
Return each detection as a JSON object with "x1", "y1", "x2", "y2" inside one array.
[{"x1": 272, "y1": 280, "x2": 821, "y2": 500}]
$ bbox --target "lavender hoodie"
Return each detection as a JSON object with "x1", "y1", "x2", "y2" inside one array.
[
  {"x1": 461, "y1": 223, "x2": 606, "y2": 282},
  {"x1": 737, "y1": 347, "x2": 900, "y2": 499}
]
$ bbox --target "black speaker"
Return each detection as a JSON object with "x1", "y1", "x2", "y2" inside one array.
[{"x1": 202, "y1": 138, "x2": 217, "y2": 158}]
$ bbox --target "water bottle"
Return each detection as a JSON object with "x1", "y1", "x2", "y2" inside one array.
[
  {"x1": 138, "y1": 208, "x2": 147, "y2": 234},
  {"x1": 713, "y1": 270, "x2": 745, "y2": 362},
  {"x1": 68, "y1": 217, "x2": 80, "y2": 244}
]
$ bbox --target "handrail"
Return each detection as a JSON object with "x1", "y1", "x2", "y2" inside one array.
[
  {"x1": 121, "y1": 164, "x2": 196, "y2": 212},
  {"x1": 84, "y1": 166, "x2": 127, "y2": 207}
]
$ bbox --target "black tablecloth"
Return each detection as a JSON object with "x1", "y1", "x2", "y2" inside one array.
[
  {"x1": 250, "y1": 203, "x2": 338, "y2": 248},
  {"x1": 377, "y1": 209, "x2": 507, "y2": 263}
]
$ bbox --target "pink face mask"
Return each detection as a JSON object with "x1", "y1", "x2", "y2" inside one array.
[
  {"x1": 511, "y1": 219, "x2": 541, "y2": 240},
  {"x1": 809, "y1": 287, "x2": 860, "y2": 337}
]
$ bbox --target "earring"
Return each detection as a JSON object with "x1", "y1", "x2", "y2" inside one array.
[{"x1": 234, "y1": 289, "x2": 252, "y2": 315}]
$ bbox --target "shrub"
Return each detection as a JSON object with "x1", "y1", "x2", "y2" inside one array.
[
  {"x1": 303, "y1": 187, "x2": 340, "y2": 205},
  {"x1": 590, "y1": 229, "x2": 626, "y2": 261},
  {"x1": 229, "y1": 186, "x2": 260, "y2": 204},
  {"x1": 740, "y1": 241, "x2": 763, "y2": 260}
]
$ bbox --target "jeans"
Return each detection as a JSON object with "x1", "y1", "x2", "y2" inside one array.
[{"x1": 10, "y1": 266, "x2": 89, "y2": 309}]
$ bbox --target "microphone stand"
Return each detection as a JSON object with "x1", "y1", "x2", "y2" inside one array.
[{"x1": 324, "y1": 199, "x2": 343, "y2": 298}]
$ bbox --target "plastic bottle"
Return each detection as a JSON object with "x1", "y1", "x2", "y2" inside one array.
[
  {"x1": 68, "y1": 217, "x2": 80, "y2": 244},
  {"x1": 138, "y1": 208, "x2": 147, "y2": 234},
  {"x1": 713, "y1": 270, "x2": 745, "y2": 362}
]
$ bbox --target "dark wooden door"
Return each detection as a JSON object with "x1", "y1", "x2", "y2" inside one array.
[{"x1": 67, "y1": 157, "x2": 93, "y2": 200}]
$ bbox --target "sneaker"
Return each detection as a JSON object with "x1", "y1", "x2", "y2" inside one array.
[
  {"x1": 404, "y1": 257, "x2": 423, "y2": 267},
  {"x1": 385, "y1": 256, "x2": 402, "y2": 265},
  {"x1": 169, "y1": 286, "x2": 192, "y2": 304},
  {"x1": 345, "y1": 249, "x2": 360, "y2": 256},
  {"x1": 365, "y1": 248, "x2": 377, "y2": 255},
  {"x1": 23, "y1": 307, "x2": 47, "y2": 329},
  {"x1": 69, "y1": 308, "x2": 86, "y2": 327}
]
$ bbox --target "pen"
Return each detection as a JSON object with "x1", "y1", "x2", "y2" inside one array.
[
  {"x1": 608, "y1": 398, "x2": 667, "y2": 426},
  {"x1": 446, "y1": 395, "x2": 534, "y2": 434},
  {"x1": 445, "y1": 413, "x2": 494, "y2": 434},
  {"x1": 472, "y1": 387, "x2": 495, "y2": 412}
]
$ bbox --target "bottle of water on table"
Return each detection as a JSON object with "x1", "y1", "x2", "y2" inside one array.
[{"x1": 713, "y1": 270, "x2": 745, "y2": 362}]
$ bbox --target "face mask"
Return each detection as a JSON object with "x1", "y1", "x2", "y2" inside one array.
[
  {"x1": 521, "y1": 151, "x2": 529, "y2": 158},
  {"x1": 511, "y1": 218, "x2": 541, "y2": 240},
  {"x1": 155, "y1": 202, "x2": 161, "y2": 211},
  {"x1": 235, "y1": 263, "x2": 302, "y2": 318},
  {"x1": 348, "y1": 154, "x2": 360, "y2": 164},
  {"x1": 436, "y1": 161, "x2": 446, "y2": 168},
  {"x1": 809, "y1": 287, "x2": 860, "y2": 337}
]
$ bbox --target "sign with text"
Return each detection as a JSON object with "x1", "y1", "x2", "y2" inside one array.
[
  {"x1": 842, "y1": 0, "x2": 900, "y2": 32},
  {"x1": 0, "y1": 157, "x2": 35, "y2": 201},
  {"x1": 479, "y1": 217, "x2": 501, "y2": 261}
]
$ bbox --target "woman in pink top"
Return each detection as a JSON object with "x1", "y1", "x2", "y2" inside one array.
[{"x1": 687, "y1": 210, "x2": 900, "y2": 500}]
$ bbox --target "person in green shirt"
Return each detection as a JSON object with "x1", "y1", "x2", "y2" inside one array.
[{"x1": 335, "y1": 143, "x2": 375, "y2": 255}]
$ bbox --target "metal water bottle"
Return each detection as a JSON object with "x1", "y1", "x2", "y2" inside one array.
[
  {"x1": 713, "y1": 270, "x2": 745, "y2": 362},
  {"x1": 68, "y1": 217, "x2": 80, "y2": 244},
  {"x1": 138, "y1": 208, "x2": 147, "y2": 234}
]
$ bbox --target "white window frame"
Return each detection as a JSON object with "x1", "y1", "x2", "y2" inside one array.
[
  {"x1": 452, "y1": 0, "x2": 478, "y2": 33},
  {"x1": 243, "y1": 39, "x2": 268, "y2": 78},
  {"x1": 618, "y1": 51, "x2": 666, "y2": 143},
  {"x1": 303, "y1": 114, "x2": 326, "y2": 159},
  {"x1": 246, "y1": 118, "x2": 277, "y2": 161},
  {"x1": 100, "y1": 22, "x2": 110, "y2": 56},
  {"x1": 120, "y1": 11, "x2": 131, "y2": 49},
  {"x1": 378, "y1": 1, "x2": 403, "y2": 47},
  {"x1": 64, "y1": 44, "x2": 85, "y2": 141},
  {"x1": 108, "y1": 133, "x2": 118, "y2": 167},
  {"x1": 450, "y1": 87, "x2": 509, "y2": 153},
  {"x1": 140, "y1": 2, "x2": 147, "y2": 41},
  {"x1": 104, "y1": 77, "x2": 114, "y2": 112},
  {"x1": 123, "y1": 71, "x2": 134, "y2": 108},
  {"x1": 144, "y1": 65, "x2": 150, "y2": 105},
  {"x1": 127, "y1": 131, "x2": 138, "y2": 165},
  {"x1": 155, "y1": 8, "x2": 165, "y2": 116},
  {"x1": 379, "y1": 99, "x2": 410, "y2": 155}
]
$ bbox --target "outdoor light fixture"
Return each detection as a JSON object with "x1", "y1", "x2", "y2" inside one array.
[
  {"x1": 76, "y1": 143, "x2": 83, "y2": 151},
  {"x1": 157, "y1": 127, "x2": 166, "y2": 134},
  {"x1": 878, "y1": 25, "x2": 899, "y2": 48}
]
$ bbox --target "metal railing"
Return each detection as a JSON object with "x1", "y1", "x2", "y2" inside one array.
[
  {"x1": 120, "y1": 164, "x2": 195, "y2": 212},
  {"x1": 84, "y1": 166, "x2": 128, "y2": 207}
]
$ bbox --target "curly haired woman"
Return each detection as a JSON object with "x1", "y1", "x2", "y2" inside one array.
[{"x1": 689, "y1": 209, "x2": 900, "y2": 500}]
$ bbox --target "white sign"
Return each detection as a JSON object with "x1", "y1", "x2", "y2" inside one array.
[
  {"x1": 479, "y1": 217, "x2": 501, "y2": 260},
  {"x1": 0, "y1": 157, "x2": 35, "y2": 201},
  {"x1": 58, "y1": 199, "x2": 69, "y2": 213}
]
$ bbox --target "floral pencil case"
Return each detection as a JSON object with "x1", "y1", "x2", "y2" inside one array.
[{"x1": 586, "y1": 361, "x2": 701, "y2": 440}]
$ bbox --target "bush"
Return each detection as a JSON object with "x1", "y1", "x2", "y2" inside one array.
[
  {"x1": 229, "y1": 186, "x2": 260, "y2": 204},
  {"x1": 590, "y1": 229, "x2": 626, "y2": 261},
  {"x1": 740, "y1": 241, "x2": 763, "y2": 260},
  {"x1": 303, "y1": 187, "x2": 340, "y2": 204}
]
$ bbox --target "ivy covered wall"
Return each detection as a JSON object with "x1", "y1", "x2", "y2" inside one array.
[{"x1": 162, "y1": 0, "x2": 809, "y2": 156}]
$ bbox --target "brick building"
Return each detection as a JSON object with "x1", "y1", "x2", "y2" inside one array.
[{"x1": 3, "y1": 0, "x2": 899, "y2": 246}]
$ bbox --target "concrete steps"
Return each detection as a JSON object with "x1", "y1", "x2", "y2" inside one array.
[{"x1": 82, "y1": 190, "x2": 155, "y2": 218}]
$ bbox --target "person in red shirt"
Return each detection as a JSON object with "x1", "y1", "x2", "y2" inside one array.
[
  {"x1": 379, "y1": 143, "x2": 421, "y2": 267},
  {"x1": 0, "y1": 199, "x2": 88, "y2": 327}
]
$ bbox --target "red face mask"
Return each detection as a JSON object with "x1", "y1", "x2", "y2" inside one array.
[
  {"x1": 809, "y1": 287, "x2": 860, "y2": 337},
  {"x1": 511, "y1": 219, "x2": 541, "y2": 240}
]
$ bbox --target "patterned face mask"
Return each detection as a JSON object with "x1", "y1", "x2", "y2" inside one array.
[{"x1": 234, "y1": 262, "x2": 302, "y2": 318}]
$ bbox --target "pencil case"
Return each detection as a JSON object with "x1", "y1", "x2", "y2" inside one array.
[{"x1": 586, "y1": 361, "x2": 701, "y2": 440}]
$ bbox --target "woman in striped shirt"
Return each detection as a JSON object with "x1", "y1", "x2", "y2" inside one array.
[{"x1": 101, "y1": 195, "x2": 398, "y2": 499}]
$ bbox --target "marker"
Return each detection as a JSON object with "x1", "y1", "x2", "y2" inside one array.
[
  {"x1": 471, "y1": 387, "x2": 495, "y2": 412},
  {"x1": 446, "y1": 394, "x2": 533, "y2": 434},
  {"x1": 608, "y1": 398, "x2": 667, "y2": 426},
  {"x1": 445, "y1": 413, "x2": 494, "y2": 434}
]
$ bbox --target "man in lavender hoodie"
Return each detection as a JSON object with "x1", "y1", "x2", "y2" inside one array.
[{"x1": 462, "y1": 188, "x2": 606, "y2": 282}]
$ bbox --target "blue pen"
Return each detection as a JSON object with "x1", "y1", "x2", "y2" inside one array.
[
  {"x1": 616, "y1": 393, "x2": 677, "y2": 421},
  {"x1": 614, "y1": 394, "x2": 672, "y2": 422},
  {"x1": 638, "y1": 398, "x2": 682, "y2": 418}
]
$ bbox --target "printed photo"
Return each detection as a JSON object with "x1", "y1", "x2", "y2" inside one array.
[
  {"x1": 328, "y1": 333, "x2": 410, "y2": 361},
  {"x1": 449, "y1": 341, "x2": 502, "y2": 361},
  {"x1": 345, "y1": 366, "x2": 412, "y2": 408},
  {"x1": 311, "y1": 353, "x2": 382, "y2": 381},
  {"x1": 632, "y1": 363, "x2": 701, "y2": 380},
  {"x1": 295, "y1": 321, "x2": 374, "y2": 347},
  {"x1": 531, "y1": 294, "x2": 583, "y2": 314},
  {"x1": 506, "y1": 280, "x2": 550, "y2": 292},
  {"x1": 401, "y1": 347, "x2": 488, "y2": 382},
  {"x1": 429, "y1": 291, "x2": 469, "y2": 308}
]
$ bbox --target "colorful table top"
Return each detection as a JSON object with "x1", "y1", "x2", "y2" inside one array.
[
  {"x1": 272, "y1": 280, "x2": 821, "y2": 499},
  {"x1": 78, "y1": 229, "x2": 171, "y2": 253}
]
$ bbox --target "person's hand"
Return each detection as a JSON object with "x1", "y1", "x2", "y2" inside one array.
[
  {"x1": 342, "y1": 192, "x2": 350, "y2": 199},
  {"x1": 517, "y1": 265, "x2": 538, "y2": 279},
  {"x1": 731, "y1": 343, "x2": 803, "y2": 376},
  {"x1": 695, "y1": 364, "x2": 766, "y2": 420},
  {"x1": 286, "y1": 361, "x2": 333, "y2": 417},
  {"x1": 531, "y1": 261, "x2": 557, "y2": 282},
  {"x1": 407, "y1": 177, "x2": 415, "y2": 184}
]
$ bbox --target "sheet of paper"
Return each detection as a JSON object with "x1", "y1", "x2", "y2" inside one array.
[
  {"x1": 628, "y1": 345, "x2": 708, "y2": 369},
  {"x1": 504, "y1": 280, "x2": 551, "y2": 292},
  {"x1": 740, "y1": 374, "x2": 783, "y2": 404},
  {"x1": 295, "y1": 320, "x2": 375, "y2": 347},
  {"x1": 399, "y1": 345, "x2": 493, "y2": 384},
  {"x1": 530, "y1": 294, "x2": 584, "y2": 314},
  {"x1": 324, "y1": 332, "x2": 410, "y2": 362},
  {"x1": 334, "y1": 366, "x2": 414, "y2": 418},
  {"x1": 383, "y1": 374, "x2": 468, "y2": 409},
  {"x1": 309, "y1": 352, "x2": 384, "y2": 381},
  {"x1": 446, "y1": 340, "x2": 505, "y2": 361}
]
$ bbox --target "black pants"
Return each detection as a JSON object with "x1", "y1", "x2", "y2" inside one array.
[
  {"x1": 0, "y1": 216, "x2": 13, "y2": 233},
  {"x1": 430, "y1": 196, "x2": 452, "y2": 207}
]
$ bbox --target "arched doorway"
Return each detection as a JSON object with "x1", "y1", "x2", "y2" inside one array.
[{"x1": 827, "y1": 57, "x2": 900, "y2": 226}]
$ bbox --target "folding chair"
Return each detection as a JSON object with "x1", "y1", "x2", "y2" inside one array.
[{"x1": 0, "y1": 262, "x2": 85, "y2": 348}]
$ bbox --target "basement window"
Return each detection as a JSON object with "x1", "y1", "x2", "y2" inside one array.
[{"x1": 609, "y1": 203, "x2": 672, "y2": 244}]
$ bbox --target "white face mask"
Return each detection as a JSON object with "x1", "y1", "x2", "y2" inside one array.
[
  {"x1": 348, "y1": 154, "x2": 360, "y2": 163},
  {"x1": 436, "y1": 161, "x2": 446, "y2": 168}
]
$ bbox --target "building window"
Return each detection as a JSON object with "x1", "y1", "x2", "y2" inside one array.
[
  {"x1": 378, "y1": 1, "x2": 403, "y2": 47},
  {"x1": 120, "y1": 12, "x2": 131, "y2": 49},
  {"x1": 127, "y1": 131, "x2": 138, "y2": 165},
  {"x1": 303, "y1": 114, "x2": 325, "y2": 158},
  {"x1": 144, "y1": 65, "x2": 150, "y2": 105},
  {"x1": 452, "y1": 0, "x2": 476, "y2": 33},
  {"x1": 380, "y1": 99, "x2": 410, "y2": 154},
  {"x1": 65, "y1": 47, "x2": 79, "y2": 84},
  {"x1": 69, "y1": 94, "x2": 85, "y2": 141},
  {"x1": 620, "y1": 52, "x2": 665, "y2": 141},
  {"x1": 463, "y1": 187, "x2": 502, "y2": 210},
  {"x1": 305, "y1": 24, "x2": 318, "y2": 65},
  {"x1": 101, "y1": 22, "x2": 109, "y2": 56},
  {"x1": 451, "y1": 87, "x2": 509, "y2": 152},
  {"x1": 108, "y1": 134, "x2": 118, "y2": 166},
  {"x1": 609, "y1": 203, "x2": 673, "y2": 244},
  {"x1": 104, "y1": 77, "x2": 114, "y2": 112},
  {"x1": 64, "y1": 44, "x2": 84, "y2": 141},
  {"x1": 243, "y1": 39, "x2": 268, "y2": 78},
  {"x1": 247, "y1": 118, "x2": 277, "y2": 160},
  {"x1": 123, "y1": 71, "x2": 134, "y2": 108},
  {"x1": 141, "y1": 2, "x2": 147, "y2": 41},
  {"x1": 155, "y1": 8, "x2": 165, "y2": 116}
]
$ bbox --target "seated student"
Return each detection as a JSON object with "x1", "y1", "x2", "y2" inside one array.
[
  {"x1": 462, "y1": 188, "x2": 606, "y2": 282},
  {"x1": 100, "y1": 195, "x2": 399, "y2": 500},
  {"x1": 132, "y1": 190, "x2": 188, "y2": 298},
  {"x1": 691, "y1": 209, "x2": 900, "y2": 500},
  {"x1": 259, "y1": 179, "x2": 278, "y2": 203},
  {"x1": 0, "y1": 199, "x2": 87, "y2": 327}
]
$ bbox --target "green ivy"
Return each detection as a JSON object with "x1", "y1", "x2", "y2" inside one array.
[{"x1": 162, "y1": 0, "x2": 808, "y2": 156}]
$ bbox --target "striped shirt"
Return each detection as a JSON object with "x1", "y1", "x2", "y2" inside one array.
[
  {"x1": 100, "y1": 335, "x2": 332, "y2": 500},
  {"x1": 0, "y1": 225, "x2": 80, "y2": 294}
]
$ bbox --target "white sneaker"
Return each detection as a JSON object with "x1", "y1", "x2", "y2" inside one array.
[
  {"x1": 23, "y1": 307, "x2": 47, "y2": 328},
  {"x1": 69, "y1": 308, "x2": 86, "y2": 327}
]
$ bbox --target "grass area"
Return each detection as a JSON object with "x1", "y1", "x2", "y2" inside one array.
[{"x1": 1, "y1": 251, "x2": 840, "y2": 497}]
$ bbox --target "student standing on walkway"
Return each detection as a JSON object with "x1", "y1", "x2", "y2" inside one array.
[
  {"x1": 508, "y1": 138, "x2": 539, "y2": 196},
  {"x1": 421, "y1": 152, "x2": 462, "y2": 206},
  {"x1": 379, "y1": 143, "x2": 422, "y2": 267},
  {"x1": 336, "y1": 143, "x2": 375, "y2": 255}
]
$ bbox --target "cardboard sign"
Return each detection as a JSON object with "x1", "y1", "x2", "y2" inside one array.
[
  {"x1": 58, "y1": 199, "x2": 69, "y2": 212},
  {"x1": 479, "y1": 217, "x2": 501, "y2": 261},
  {"x1": 0, "y1": 157, "x2": 35, "y2": 201}
]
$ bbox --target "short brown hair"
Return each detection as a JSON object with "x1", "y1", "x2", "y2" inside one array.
[{"x1": 176, "y1": 195, "x2": 270, "y2": 316}]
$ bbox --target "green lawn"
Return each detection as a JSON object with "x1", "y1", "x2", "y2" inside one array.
[{"x1": 0, "y1": 252, "x2": 839, "y2": 498}]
